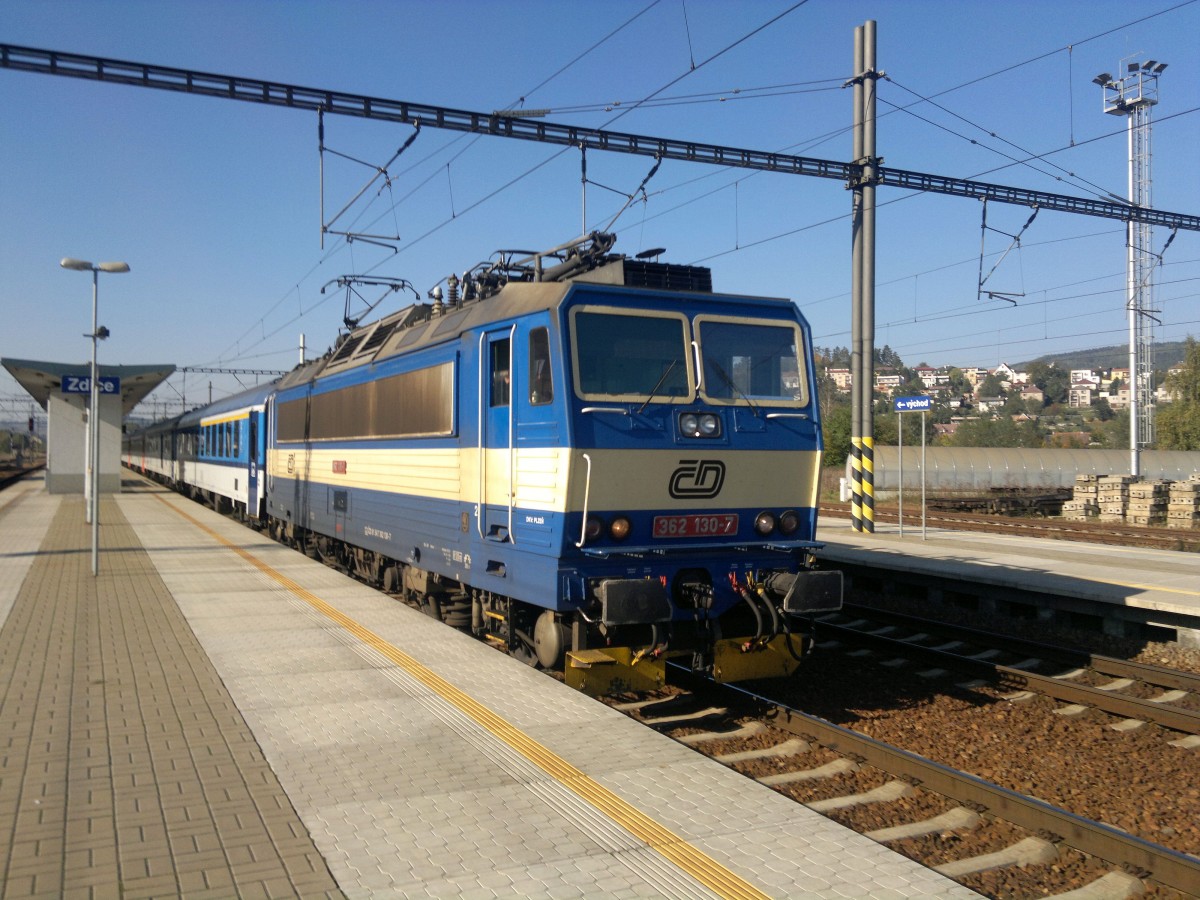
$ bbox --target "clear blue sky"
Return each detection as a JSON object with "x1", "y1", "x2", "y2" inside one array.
[{"x1": 2, "y1": 0, "x2": 1198, "y2": 418}]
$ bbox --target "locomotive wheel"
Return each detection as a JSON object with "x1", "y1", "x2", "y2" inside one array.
[
  {"x1": 533, "y1": 610, "x2": 567, "y2": 669},
  {"x1": 511, "y1": 629, "x2": 539, "y2": 666},
  {"x1": 422, "y1": 594, "x2": 442, "y2": 621}
]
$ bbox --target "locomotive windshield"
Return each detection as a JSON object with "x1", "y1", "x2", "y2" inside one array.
[
  {"x1": 696, "y1": 317, "x2": 808, "y2": 407},
  {"x1": 569, "y1": 306, "x2": 808, "y2": 408},
  {"x1": 571, "y1": 308, "x2": 692, "y2": 401}
]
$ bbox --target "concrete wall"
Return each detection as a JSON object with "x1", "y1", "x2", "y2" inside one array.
[{"x1": 45, "y1": 392, "x2": 123, "y2": 495}]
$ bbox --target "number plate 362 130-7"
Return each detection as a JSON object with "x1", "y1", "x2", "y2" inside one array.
[{"x1": 652, "y1": 514, "x2": 739, "y2": 538}]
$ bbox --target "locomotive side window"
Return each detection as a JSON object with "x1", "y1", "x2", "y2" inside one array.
[
  {"x1": 570, "y1": 307, "x2": 692, "y2": 402},
  {"x1": 695, "y1": 316, "x2": 808, "y2": 407},
  {"x1": 528, "y1": 327, "x2": 553, "y2": 405},
  {"x1": 490, "y1": 338, "x2": 511, "y2": 408},
  {"x1": 276, "y1": 360, "x2": 455, "y2": 441}
]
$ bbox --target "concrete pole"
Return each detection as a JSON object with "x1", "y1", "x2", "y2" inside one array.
[{"x1": 861, "y1": 19, "x2": 878, "y2": 533}]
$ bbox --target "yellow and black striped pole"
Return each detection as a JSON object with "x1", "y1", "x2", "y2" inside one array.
[
  {"x1": 850, "y1": 439, "x2": 863, "y2": 531},
  {"x1": 861, "y1": 434, "x2": 875, "y2": 532}
]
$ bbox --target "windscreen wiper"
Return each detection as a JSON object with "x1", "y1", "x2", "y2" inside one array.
[
  {"x1": 706, "y1": 359, "x2": 759, "y2": 416},
  {"x1": 637, "y1": 359, "x2": 679, "y2": 415}
]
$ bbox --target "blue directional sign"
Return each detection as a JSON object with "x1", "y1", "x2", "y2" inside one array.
[
  {"x1": 894, "y1": 394, "x2": 931, "y2": 412},
  {"x1": 62, "y1": 375, "x2": 121, "y2": 395}
]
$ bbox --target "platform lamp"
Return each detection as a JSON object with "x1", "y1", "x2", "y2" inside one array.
[{"x1": 60, "y1": 257, "x2": 130, "y2": 576}]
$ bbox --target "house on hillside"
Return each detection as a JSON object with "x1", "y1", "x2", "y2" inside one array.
[
  {"x1": 1068, "y1": 382, "x2": 1095, "y2": 408},
  {"x1": 992, "y1": 362, "x2": 1018, "y2": 385},
  {"x1": 826, "y1": 367, "x2": 852, "y2": 392},
  {"x1": 1018, "y1": 384, "x2": 1044, "y2": 405}
]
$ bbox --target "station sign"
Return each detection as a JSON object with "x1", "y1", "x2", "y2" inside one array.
[
  {"x1": 893, "y1": 394, "x2": 931, "y2": 412},
  {"x1": 61, "y1": 375, "x2": 121, "y2": 395}
]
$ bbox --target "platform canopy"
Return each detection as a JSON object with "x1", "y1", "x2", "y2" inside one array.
[{"x1": 2, "y1": 358, "x2": 174, "y2": 417}]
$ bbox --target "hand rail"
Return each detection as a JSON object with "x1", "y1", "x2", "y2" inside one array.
[
  {"x1": 575, "y1": 453, "x2": 593, "y2": 549},
  {"x1": 476, "y1": 331, "x2": 485, "y2": 539}
]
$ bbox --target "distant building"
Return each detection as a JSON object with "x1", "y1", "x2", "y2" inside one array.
[
  {"x1": 874, "y1": 371, "x2": 901, "y2": 393},
  {"x1": 1068, "y1": 382, "x2": 1095, "y2": 408},
  {"x1": 1070, "y1": 368, "x2": 1099, "y2": 386},
  {"x1": 826, "y1": 367, "x2": 852, "y2": 392},
  {"x1": 974, "y1": 395, "x2": 1005, "y2": 412},
  {"x1": 962, "y1": 367, "x2": 989, "y2": 386},
  {"x1": 992, "y1": 362, "x2": 1018, "y2": 384},
  {"x1": 1019, "y1": 385, "x2": 1045, "y2": 405}
]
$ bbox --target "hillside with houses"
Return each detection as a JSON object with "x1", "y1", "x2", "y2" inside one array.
[{"x1": 814, "y1": 338, "x2": 1200, "y2": 465}]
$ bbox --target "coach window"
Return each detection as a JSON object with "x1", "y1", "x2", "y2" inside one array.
[
  {"x1": 490, "y1": 338, "x2": 511, "y2": 407},
  {"x1": 528, "y1": 327, "x2": 553, "y2": 405}
]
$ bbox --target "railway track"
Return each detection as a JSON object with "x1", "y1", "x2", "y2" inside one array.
[
  {"x1": 617, "y1": 670, "x2": 1200, "y2": 898},
  {"x1": 821, "y1": 503, "x2": 1200, "y2": 552},
  {"x1": 810, "y1": 605, "x2": 1200, "y2": 743},
  {"x1": 0, "y1": 461, "x2": 44, "y2": 492}
]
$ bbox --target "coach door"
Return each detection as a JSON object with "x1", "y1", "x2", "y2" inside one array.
[
  {"x1": 246, "y1": 411, "x2": 260, "y2": 518},
  {"x1": 479, "y1": 327, "x2": 516, "y2": 543}
]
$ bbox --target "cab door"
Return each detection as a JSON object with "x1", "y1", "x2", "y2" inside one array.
[{"x1": 479, "y1": 326, "x2": 515, "y2": 542}]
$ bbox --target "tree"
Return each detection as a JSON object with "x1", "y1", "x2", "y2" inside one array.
[
  {"x1": 1091, "y1": 396, "x2": 1115, "y2": 421},
  {"x1": 977, "y1": 372, "x2": 1006, "y2": 398},
  {"x1": 947, "y1": 417, "x2": 1042, "y2": 448},
  {"x1": 822, "y1": 403, "x2": 853, "y2": 467},
  {"x1": 1027, "y1": 362, "x2": 1070, "y2": 405},
  {"x1": 1156, "y1": 337, "x2": 1200, "y2": 450}
]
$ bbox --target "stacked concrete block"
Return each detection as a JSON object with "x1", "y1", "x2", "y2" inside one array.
[
  {"x1": 1127, "y1": 480, "x2": 1169, "y2": 526},
  {"x1": 1167, "y1": 478, "x2": 1200, "y2": 529},
  {"x1": 1064, "y1": 474, "x2": 1100, "y2": 521},
  {"x1": 1097, "y1": 474, "x2": 1134, "y2": 522}
]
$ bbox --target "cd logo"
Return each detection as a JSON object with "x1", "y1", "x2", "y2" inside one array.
[{"x1": 669, "y1": 459, "x2": 726, "y2": 499}]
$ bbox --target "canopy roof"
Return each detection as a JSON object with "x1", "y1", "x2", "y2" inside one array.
[{"x1": 2, "y1": 358, "x2": 174, "y2": 417}]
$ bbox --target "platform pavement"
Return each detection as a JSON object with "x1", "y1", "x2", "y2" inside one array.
[
  {"x1": 1, "y1": 474, "x2": 978, "y2": 899},
  {"x1": 814, "y1": 515, "x2": 1200, "y2": 641}
]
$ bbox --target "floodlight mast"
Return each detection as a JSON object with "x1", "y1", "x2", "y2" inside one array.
[{"x1": 1098, "y1": 57, "x2": 1167, "y2": 477}]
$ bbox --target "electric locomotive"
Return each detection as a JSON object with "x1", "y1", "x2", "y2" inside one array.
[
  {"x1": 125, "y1": 233, "x2": 841, "y2": 690},
  {"x1": 260, "y1": 233, "x2": 841, "y2": 690}
]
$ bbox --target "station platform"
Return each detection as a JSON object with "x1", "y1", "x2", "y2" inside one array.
[
  {"x1": 814, "y1": 516, "x2": 1200, "y2": 646},
  {"x1": 0, "y1": 472, "x2": 976, "y2": 899}
]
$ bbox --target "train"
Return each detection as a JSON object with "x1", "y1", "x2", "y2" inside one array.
[{"x1": 125, "y1": 232, "x2": 842, "y2": 692}]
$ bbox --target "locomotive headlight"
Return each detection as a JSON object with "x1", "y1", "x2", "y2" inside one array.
[
  {"x1": 679, "y1": 411, "x2": 721, "y2": 438},
  {"x1": 585, "y1": 516, "x2": 604, "y2": 541},
  {"x1": 610, "y1": 516, "x2": 632, "y2": 540},
  {"x1": 754, "y1": 511, "x2": 776, "y2": 535},
  {"x1": 778, "y1": 510, "x2": 800, "y2": 535}
]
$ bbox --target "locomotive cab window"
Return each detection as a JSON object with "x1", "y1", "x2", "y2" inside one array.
[
  {"x1": 695, "y1": 316, "x2": 809, "y2": 407},
  {"x1": 490, "y1": 338, "x2": 511, "y2": 408},
  {"x1": 528, "y1": 327, "x2": 553, "y2": 405},
  {"x1": 570, "y1": 306, "x2": 692, "y2": 403}
]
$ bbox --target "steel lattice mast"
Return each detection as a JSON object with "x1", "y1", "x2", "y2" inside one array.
[{"x1": 1096, "y1": 58, "x2": 1169, "y2": 476}]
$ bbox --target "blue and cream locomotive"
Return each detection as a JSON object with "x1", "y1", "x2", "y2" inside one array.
[{"x1": 126, "y1": 233, "x2": 841, "y2": 689}]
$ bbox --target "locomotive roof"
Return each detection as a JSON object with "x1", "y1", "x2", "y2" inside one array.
[{"x1": 278, "y1": 278, "x2": 797, "y2": 391}]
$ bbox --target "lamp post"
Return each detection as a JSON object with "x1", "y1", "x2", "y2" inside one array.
[{"x1": 60, "y1": 257, "x2": 130, "y2": 576}]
